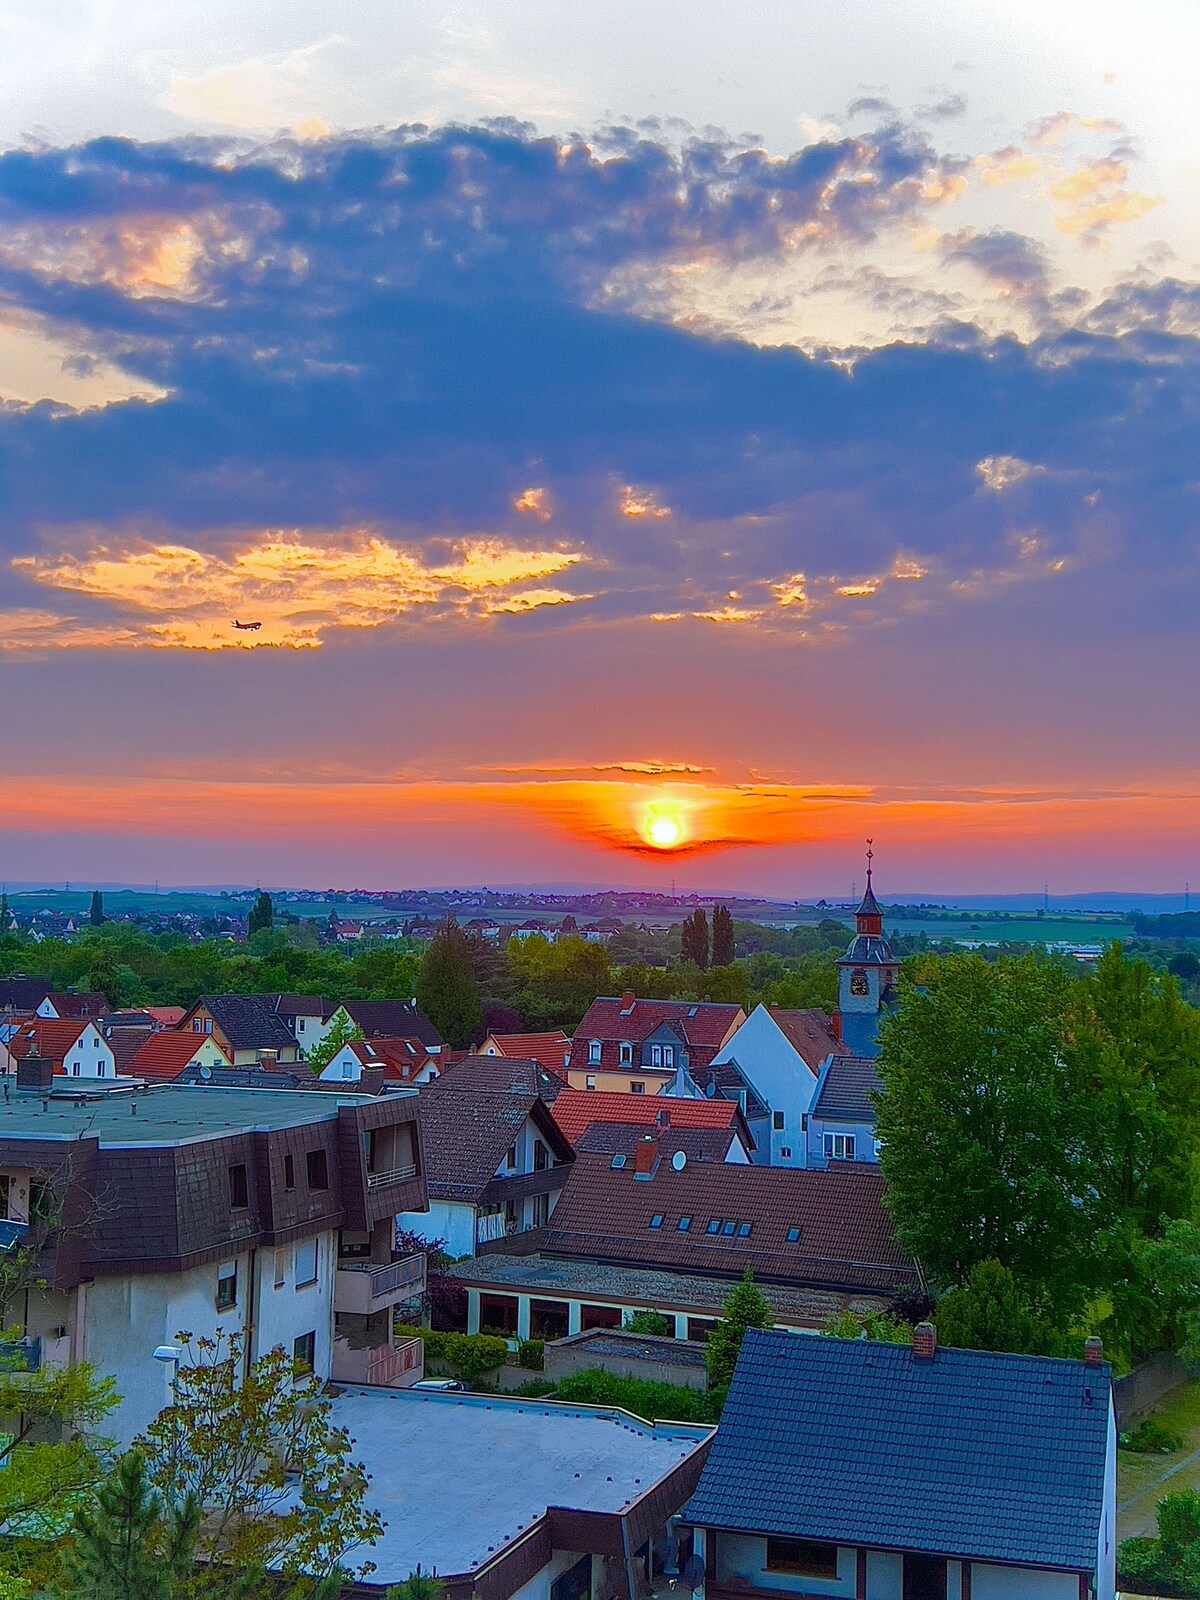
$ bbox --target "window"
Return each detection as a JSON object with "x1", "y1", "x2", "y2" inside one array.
[
  {"x1": 284, "y1": 1153, "x2": 295, "y2": 1190},
  {"x1": 738, "y1": 1222, "x2": 752, "y2": 1238},
  {"x1": 722, "y1": 1220, "x2": 736, "y2": 1236},
  {"x1": 306, "y1": 1148, "x2": 329, "y2": 1190},
  {"x1": 531, "y1": 1192, "x2": 550, "y2": 1227},
  {"x1": 619, "y1": 1042, "x2": 633, "y2": 1065},
  {"x1": 273, "y1": 1249, "x2": 287, "y2": 1289},
  {"x1": 228, "y1": 1163, "x2": 249, "y2": 1210},
  {"x1": 193, "y1": 1018, "x2": 202, "y2": 1033},
  {"x1": 204, "y1": 1017, "x2": 213, "y2": 1034},
  {"x1": 706, "y1": 1219, "x2": 721, "y2": 1235},
  {"x1": 341, "y1": 1059, "x2": 355, "y2": 1079},
  {"x1": 587, "y1": 1040, "x2": 601, "y2": 1065},
  {"x1": 772, "y1": 1111, "x2": 785, "y2": 1131},
  {"x1": 650, "y1": 1044, "x2": 662, "y2": 1067},
  {"x1": 294, "y1": 1237, "x2": 318, "y2": 1287},
  {"x1": 0, "y1": 1176, "x2": 10, "y2": 1220},
  {"x1": 610, "y1": 1155, "x2": 627, "y2": 1170},
  {"x1": 786, "y1": 1226, "x2": 801, "y2": 1243},
  {"x1": 30, "y1": 1181, "x2": 54, "y2": 1224},
  {"x1": 765, "y1": 1538, "x2": 838, "y2": 1579},
  {"x1": 780, "y1": 1147, "x2": 792, "y2": 1159},
  {"x1": 533, "y1": 1140, "x2": 549, "y2": 1172},
  {"x1": 662, "y1": 1045, "x2": 674, "y2": 1068},
  {"x1": 650, "y1": 1214, "x2": 664, "y2": 1229},
  {"x1": 585, "y1": 1076, "x2": 596, "y2": 1090},
  {"x1": 823, "y1": 1132, "x2": 857, "y2": 1161},
  {"x1": 216, "y1": 1261, "x2": 237, "y2": 1311},
  {"x1": 292, "y1": 1331, "x2": 316, "y2": 1374},
  {"x1": 504, "y1": 1142, "x2": 518, "y2": 1172},
  {"x1": 678, "y1": 1215, "x2": 691, "y2": 1231},
  {"x1": 630, "y1": 1081, "x2": 645, "y2": 1095}
]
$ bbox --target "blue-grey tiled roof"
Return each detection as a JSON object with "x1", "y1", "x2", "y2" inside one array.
[
  {"x1": 683, "y1": 1330, "x2": 1110, "y2": 1571},
  {"x1": 812, "y1": 1056, "x2": 881, "y2": 1123},
  {"x1": 839, "y1": 932, "x2": 897, "y2": 965}
]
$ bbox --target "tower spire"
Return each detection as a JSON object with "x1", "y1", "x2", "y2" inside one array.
[{"x1": 865, "y1": 838, "x2": 873, "y2": 891}]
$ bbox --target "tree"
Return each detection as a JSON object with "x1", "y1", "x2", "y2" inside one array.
[
  {"x1": 933, "y1": 1261, "x2": 1070, "y2": 1358},
  {"x1": 304, "y1": 1012, "x2": 363, "y2": 1073},
  {"x1": 873, "y1": 954, "x2": 1104, "y2": 1319},
  {"x1": 59, "y1": 1450, "x2": 199, "y2": 1600},
  {"x1": 88, "y1": 892, "x2": 105, "y2": 928},
  {"x1": 711, "y1": 906, "x2": 734, "y2": 968},
  {"x1": 1168, "y1": 950, "x2": 1200, "y2": 984},
  {"x1": 246, "y1": 893, "x2": 274, "y2": 937},
  {"x1": 415, "y1": 919, "x2": 482, "y2": 1048},
  {"x1": 137, "y1": 1331, "x2": 383, "y2": 1596},
  {"x1": 821, "y1": 1308, "x2": 912, "y2": 1343},
  {"x1": 680, "y1": 910, "x2": 709, "y2": 970},
  {"x1": 386, "y1": 1569, "x2": 445, "y2": 1600},
  {"x1": 0, "y1": 1347, "x2": 118, "y2": 1540},
  {"x1": 705, "y1": 1270, "x2": 773, "y2": 1390},
  {"x1": 623, "y1": 1310, "x2": 673, "y2": 1337}
]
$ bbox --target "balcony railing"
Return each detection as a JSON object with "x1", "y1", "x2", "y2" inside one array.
[
  {"x1": 334, "y1": 1253, "x2": 426, "y2": 1315},
  {"x1": 0, "y1": 1337, "x2": 41, "y2": 1373},
  {"x1": 365, "y1": 1161, "x2": 417, "y2": 1191},
  {"x1": 331, "y1": 1335, "x2": 423, "y2": 1388}
]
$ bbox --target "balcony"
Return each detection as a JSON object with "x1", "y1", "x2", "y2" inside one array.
[
  {"x1": 334, "y1": 1252, "x2": 426, "y2": 1316},
  {"x1": 365, "y1": 1161, "x2": 417, "y2": 1191},
  {"x1": 331, "y1": 1334, "x2": 423, "y2": 1388}
]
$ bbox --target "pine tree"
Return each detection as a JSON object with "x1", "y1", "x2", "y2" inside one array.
[
  {"x1": 88, "y1": 890, "x2": 105, "y2": 927},
  {"x1": 61, "y1": 1449, "x2": 198, "y2": 1600},
  {"x1": 416, "y1": 917, "x2": 483, "y2": 1048},
  {"x1": 711, "y1": 905, "x2": 734, "y2": 967},
  {"x1": 705, "y1": 1269, "x2": 773, "y2": 1390},
  {"x1": 680, "y1": 909, "x2": 710, "y2": 970},
  {"x1": 246, "y1": 892, "x2": 274, "y2": 936}
]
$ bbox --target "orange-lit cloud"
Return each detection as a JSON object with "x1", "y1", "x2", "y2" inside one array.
[
  {"x1": 1050, "y1": 158, "x2": 1162, "y2": 237},
  {"x1": 976, "y1": 455, "x2": 1044, "y2": 492},
  {"x1": 620, "y1": 485, "x2": 671, "y2": 518},
  {"x1": 513, "y1": 487, "x2": 552, "y2": 520},
  {"x1": 12, "y1": 530, "x2": 588, "y2": 649}
]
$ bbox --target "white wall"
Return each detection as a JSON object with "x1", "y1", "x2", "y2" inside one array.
[
  {"x1": 507, "y1": 1546, "x2": 588, "y2": 1600},
  {"x1": 63, "y1": 1025, "x2": 116, "y2": 1078},
  {"x1": 716, "y1": 1533, "x2": 855, "y2": 1598},
  {"x1": 969, "y1": 1567, "x2": 1077, "y2": 1600},
  {"x1": 401, "y1": 1198, "x2": 476, "y2": 1258},
  {"x1": 75, "y1": 1231, "x2": 337, "y2": 1445},
  {"x1": 864, "y1": 1551, "x2": 901, "y2": 1600},
  {"x1": 1097, "y1": 1390, "x2": 1117, "y2": 1600},
  {"x1": 709, "y1": 1007, "x2": 819, "y2": 1167}
]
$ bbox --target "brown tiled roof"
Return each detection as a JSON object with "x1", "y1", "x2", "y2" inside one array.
[
  {"x1": 9, "y1": 1017, "x2": 90, "y2": 1064},
  {"x1": 340, "y1": 999, "x2": 443, "y2": 1046},
  {"x1": 567, "y1": 997, "x2": 743, "y2": 1074},
  {"x1": 550, "y1": 1088, "x2": 745, "y2": 1145},
  {"x1": 537, "y1": 1153, "x2": 915, "y2": 1294},
  {"x1": 129, "y1": 1031, "x2": 230, "y2": 1082},
  {"x1": 439, "y1": 1053, "x2": 563, "y2": 1101},
  {"x1": 576, "y1": 1123, "x2": 739, "y2": 1165},
  {"x1": 415, "y1": 1082, "x2": 574, "y2": 1201},
  {"x1": 42, "y1": 991, "x2": 110, "y2": 1018},
  {"x1": 270, "y1": 993, "x2": 329, "y2": 1019},
  {"x1": 187, "y1": 995, "x2": 296, "y2": 1052},
  {"x1": 767, "y1": 1007, "x2": 845, "y2": 1070},
  {"x1": 485, "y1": 1031, "x2": 571, "y2": 1076},
  {"x1": 105, "y1": 1025, "x2": 154, "y2": 1074}
]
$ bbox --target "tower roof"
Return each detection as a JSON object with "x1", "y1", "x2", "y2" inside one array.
[{"x1": 856, "y1": 881, "x2": 883, "y2": 918}]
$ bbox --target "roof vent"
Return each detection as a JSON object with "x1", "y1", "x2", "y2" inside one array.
[{"x1": 671, "y1": 1150, "x2": 687, "y2": 1172}]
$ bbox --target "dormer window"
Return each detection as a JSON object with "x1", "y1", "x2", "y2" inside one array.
[
  {"x1": 587, "y1": 1040, "x2": 601, "y2": 1065},
  {"x1": 619, "y1": 1042, "x2": 633, "y2": 1065}
]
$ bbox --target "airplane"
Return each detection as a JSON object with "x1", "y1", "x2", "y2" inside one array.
[{"x1": 231, "y1": 620, "x2": 263, "y2": 632}]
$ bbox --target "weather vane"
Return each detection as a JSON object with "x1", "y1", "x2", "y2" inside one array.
[{"x1": 866, "y1": 838, "x2": 874, "y2": 886}]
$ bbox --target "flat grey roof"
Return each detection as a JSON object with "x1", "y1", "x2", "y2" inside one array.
[
  {"x1": 0, "y1": 1085, "x2": 397, "y2": 1146},
  {"x1": 451, "y1": 1252, "x2": 890, "y2": 1324},
  {"x1": 328, "y1": 1386, "x2": 710, "y2": 1583}
]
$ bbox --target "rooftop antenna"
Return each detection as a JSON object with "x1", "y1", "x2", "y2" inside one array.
[{"x1": 1043, "y1": 882, "x2": 1050, "y2": 913}]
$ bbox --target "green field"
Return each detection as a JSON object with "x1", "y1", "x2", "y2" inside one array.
[{"x1": 881, "y1": 914, "x2": 1133, "y2": 945}]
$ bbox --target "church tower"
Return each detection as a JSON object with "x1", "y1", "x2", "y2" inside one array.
[{"x1": 835, "y1": 841, "x2": 899, "y2": 1057}]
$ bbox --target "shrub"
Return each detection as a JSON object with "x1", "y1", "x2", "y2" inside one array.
[
  {"x1": 553, "y1": 1369, "x2": 721, "y2": 1424},
  {"x1": 517, "y1": 1339, "x2": 545, "y2": 1371},
  {"x1": 1121, "y1": 1418, "x2": 1185, "y2": 1455},
  {"x1": 443, "y1": 1333, "x2": 508, "y2": 1382},
  {"x1": 623, "y1": 1311, "x2": 673, "y2": 1337}
]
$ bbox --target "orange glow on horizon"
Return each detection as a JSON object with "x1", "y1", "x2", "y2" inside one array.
[{"x1": 644, "y1": 803, "x2": 685, "y2": 849}]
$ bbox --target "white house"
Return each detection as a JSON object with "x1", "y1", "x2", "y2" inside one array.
[
  {"x1": 9, "y1": 1018, "x2": 116, "y2": 1079},
  {"x1": 707, "y1": 1003, "x2": 842, "y2": 1166}
]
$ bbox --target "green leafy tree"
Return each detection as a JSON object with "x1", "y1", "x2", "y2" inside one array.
[
  {"x1": 623, "y1": 1310, "x2": 673, "y2": 1337},
  {"x1": 0, "y1": 1346, "x2": 118, "y2": 1540},
  {"x1": 705, "y1": 1270, "x2": 773, "y2": 1390},
  {"x1": 416, "y1": 919, "x2": 482, "y2": 1048},
  {"x1": 386, "y1": 1569, "x2": 445, "y2": 1600},
  {"x1": 304, "y1": 1012, "x2": 363, "y2": 1073},
  {"x1": 137, "y1": 1331, "x2": 382, "y2": 1597},
  {"x1": 680, "y1": 911, "x2": 709, "y2": 971},
  {"x1": 246, "y1": 894, "x2": 274, "y2": 937},
  {"x1": 711, "y1": 906, "x2": 735, "y2": 967},
  {"x1": 88, "y1": 892, "x2": 105, "y2": 928},
  {"x1": 873, "y1": 954, "x2": 1104, "y2": 1318},
  {"x1": 821, "y1": 1308, "x2": 912, "y2": 1343},
  {"x1": 58, "y1": 1449, "x2": 199, "y2": 1600},
  {"x1": 933, "y1": 1261, "x2": 1070, "y2": 1357}
]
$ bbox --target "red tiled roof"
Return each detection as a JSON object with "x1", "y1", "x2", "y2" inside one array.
[
  {"x1": 485, "y1": 1031, "x2": 570, "y2": 1076},
  {"x1": 41, "y1": 991, "x2": 110, "y2": 1018},
  {"x1": 129, "y1": 1032, "x2": 230, "y2": 1081},
  {"x1": 146, "y1": 1006, "x2": 185, "y2": 1026},
  {"x1": 345, "y1": 1036, "x2": 438, "y2": 1082},
  {"x1": 9, "y1": 1018, "x2": 89, "y2": 1063},
  {"x1": 550, "y1": 1087, "x2": 742, "y2": 1145},
  {"x1": 767, "y1": 1006, "x2": 845, "y2": 1069},
  {"x1": 568, "y1": 997, "x2": 745, "y2": 1076}
]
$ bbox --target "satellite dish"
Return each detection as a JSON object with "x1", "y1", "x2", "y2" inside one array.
[
  {"x1": 671, "y1": 1150, "x2": 687, "y2": 1172},
  {"x1": 199, "y1": 1064, "x2": 212, "y2": 1081},
  {"x1": 681, "y1": 1555, "x2": 705, "y2": 1591}
]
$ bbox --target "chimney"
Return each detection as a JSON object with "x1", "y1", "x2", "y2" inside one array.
[
  {"x1": 656, "y1": 1106, "x2": 671, "y2": 1128},
  {"x1": 633, "y1": 1132, "x2": 659, "y2": 1179},
  {"x1": 911, "y1": 1322, "x2": 937, "y2": 1362},
  {"x1": 830, "y1": 1011, "x2": 843, "y2": 1043},
  {"x1": 1083, "y1": 1336, "x2": 1104, "y2": 1366},
  {"x1": 621, "y1": 990, "x2": 635, "y2": 1009},
  {"x1": 16, "y1": 1054, "x2": 54, "y2": 1093},
  {"x1": 257, "y1": 1049, "x2": 279, "y2": 1066}
]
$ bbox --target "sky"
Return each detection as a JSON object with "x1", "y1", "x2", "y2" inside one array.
[{"x1": 0, "y1": 0, "x2": 1197, "y2": 896}]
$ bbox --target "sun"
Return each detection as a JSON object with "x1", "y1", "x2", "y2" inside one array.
[{"x1": 644, "y1": 804, "x2": 685, "y2": 849}]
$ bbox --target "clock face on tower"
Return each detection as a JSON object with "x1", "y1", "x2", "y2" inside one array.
[{"x1": 849, "y1": 969, "x2": 869, "y2": 997}]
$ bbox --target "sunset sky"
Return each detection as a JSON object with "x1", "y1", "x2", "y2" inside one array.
[{"x1": 0, "y1": 0, "x2": 1197, "y2": 895}]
